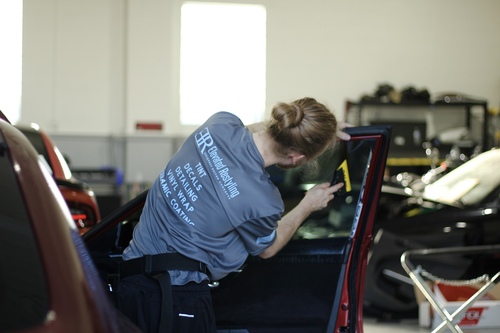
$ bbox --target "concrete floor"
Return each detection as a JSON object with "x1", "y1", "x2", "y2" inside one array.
[
  {"x1": 363, "y1": 317, "x2": 498, "y2": 333},
  {"x1": 363, "y1": 317, "x2": 427, "y2": 332}
]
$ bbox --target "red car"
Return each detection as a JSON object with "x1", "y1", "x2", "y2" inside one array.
[
  {"x1": 14, "y1": 123, "x2": 100, "y2": 234},
  {"x1": 0, "y1": 111, "x2": 139, "y2": 332}
]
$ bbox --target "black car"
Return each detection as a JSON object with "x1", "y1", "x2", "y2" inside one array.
[
  {"x1": 364, "y1": 148, "x2": 500, "y2": 318},
  {"x1": 84, "y1": 126, "x2": 391, "y2": 333}
]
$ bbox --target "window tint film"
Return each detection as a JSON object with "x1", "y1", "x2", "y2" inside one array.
[
  {"x1": 0, "y1": 136, "x2": 49, "y2": 331},
  {"x1": 270, "y1": 137, "x2": 374, "y2": 240}
]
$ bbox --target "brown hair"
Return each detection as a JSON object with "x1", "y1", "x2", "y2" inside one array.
[{"x1": 266, "y1": 97, "x2": 337, "y2": 160}]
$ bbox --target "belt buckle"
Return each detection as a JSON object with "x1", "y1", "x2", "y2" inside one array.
[
  {"x1": 143, "y1": 254, "x2": 153, "y2": 275},
  {"x1": 199, "y1": 262, "x2": 207, "y2": 274}
]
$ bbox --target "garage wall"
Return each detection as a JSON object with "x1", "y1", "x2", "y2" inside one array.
[
  {"x1": 20, "y1": 0, "x2": 500, "y2": 182},
  {"x1": 49, "y1": 134, "x2": 177, "y2": 185},
  {"x1": 22, "y1": 0, "x2": 125, "y2": 135}
]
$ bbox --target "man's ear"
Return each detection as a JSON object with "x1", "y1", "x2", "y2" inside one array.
[{"x1": 289, "y1": 153, "x2": 306, "y2": 165}]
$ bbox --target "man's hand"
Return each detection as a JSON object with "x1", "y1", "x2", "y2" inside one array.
[
  {"x1": 337, "y1": 121, "x2": 354, "y2": 141},
  {"x1": 259, "y1": 181, "x2": 344, "y2": 259},
  {"x1": 302, "y1": 182, "x2": 344, "y2": 212}
]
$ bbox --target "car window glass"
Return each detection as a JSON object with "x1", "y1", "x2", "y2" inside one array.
[
  {"x1": 271, "y1": 138, "x2": 374, "y2": 240},
  {"x1": 0, "y1": 137, "x2": 49, "y2": 332},
  {"x1": 18, "y1": 127, "x2": 74, "y2": 179},
  {"x1": 18, "y1": 129, "x2": 52, "y2": 170}
]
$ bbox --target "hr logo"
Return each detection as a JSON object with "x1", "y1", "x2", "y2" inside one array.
[{"x1": 195, "y1": 127, "x2": 213, "y2": 154}]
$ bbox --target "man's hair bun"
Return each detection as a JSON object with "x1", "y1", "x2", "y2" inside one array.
[
  {"x1": 267, "y1": 97, "x2": 337, "y2": 159},
  {"x1": 270, "y1": 102, "x2": 305, "y2": 130}
]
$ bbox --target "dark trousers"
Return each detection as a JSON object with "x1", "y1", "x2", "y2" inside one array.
[{"x1": 117, "y1": 274, "x2": 216, "y2": 333}]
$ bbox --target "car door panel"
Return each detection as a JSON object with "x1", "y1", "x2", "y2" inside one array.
[
  {"x1": 211, "y1": 238, "x2": 351, "y2": 332},
  {"x1": 212, "y1": 127, "x2": 391, "y2": 332}
]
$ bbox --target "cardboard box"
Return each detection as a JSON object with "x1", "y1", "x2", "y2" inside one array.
[
  {"x1": 414, "y1": 282, "x2": 433, "y2": 328},
  {"x1": 429, "y1": 282, "x2": 500, "y2": 330}
]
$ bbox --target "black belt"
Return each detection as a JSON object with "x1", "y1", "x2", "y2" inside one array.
[
  {"x1": 119, "y1": 253, "x2": 208, "y2": 333},
  {"x1": 119, "y1": 253, "x2": 208, "y2": 278}
]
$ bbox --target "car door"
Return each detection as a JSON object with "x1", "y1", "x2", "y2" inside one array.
[{"x1": 84, "y1": 125, "x2": 391, "y2": 333}]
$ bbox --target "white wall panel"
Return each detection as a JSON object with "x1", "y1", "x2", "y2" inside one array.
[
  {"x1": 125, "y1": 0, "x2": 180, "y2": 136},
  {"x1": 22, "y1": 0, "x2": 57, "y2": 129},
  {"x1": 22, "y1": 0, "x2": 123, "y2": 134},
  {"x1": 21, "y1": 0, "x2": 500, "y2": 182}
]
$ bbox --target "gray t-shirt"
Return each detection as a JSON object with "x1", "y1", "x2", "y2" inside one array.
[{"x1": 123, "y1": 112, "x2": 283, "y2": 284}]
